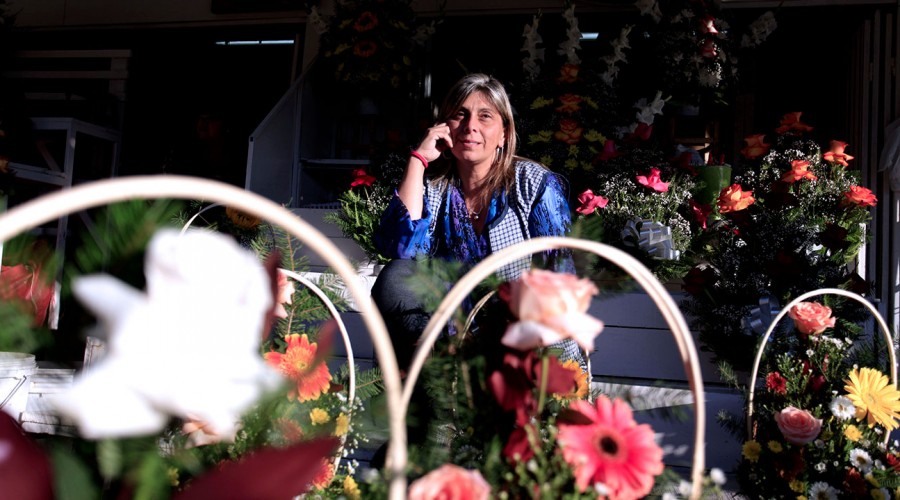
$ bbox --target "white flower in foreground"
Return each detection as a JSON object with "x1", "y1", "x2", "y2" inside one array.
[
  {"x1": 52, "y1": 229, "x2": 283, "y2": 440},
  {"x1": 850, "y1": 448, "x2": 874, "y2": 474}
]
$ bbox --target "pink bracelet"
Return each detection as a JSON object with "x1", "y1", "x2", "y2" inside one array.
[{"x1": 410, "y1": 150, "x2": 429, "y2": 169}]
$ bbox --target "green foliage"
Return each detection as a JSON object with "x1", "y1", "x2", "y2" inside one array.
[{"x1": 325, "y1": 183, "x2": 393, "y2": 265}]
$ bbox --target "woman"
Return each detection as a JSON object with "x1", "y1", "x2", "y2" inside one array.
[{"x1": 372, "y1": 73, "x2": 577, "y2": 369}]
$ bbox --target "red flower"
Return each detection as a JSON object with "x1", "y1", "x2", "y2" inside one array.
[
  {"x1": 635, "y1": 167, "x2": 669, "y2": 192},
  {"x1": 682, "y1": 265, "x2": 717, "y2": 296},
  {"x1": 700, "y1": 39, "x2": 717, "y2": 58},
  {"x1": 352, "y1": 40, "x2": 378, "y2": 58},
  {"x1": 554, "y1": 118, "x2": 584, "y2": 144},
  {"x1": 842, "y1": 185, "x2": 877, "y2": 207},
  {"x1": 594, "y1": 139, "x2": 622, "y2": 162},
  {"x1": 555, "y1": 93, "x2": 583, "y2": 114},
  {"x1": 843, "y1": 468, "x2": 868, "y2": 496},
  {"x1": 781, "y1": 159, "x2": 817, "y2": 183},
  {"x1": 766, "y1": 372, "x2": 787, "y2": 394},
  {"x1": 0, "y1": 260, "x2": 55, "y2": 327},
  {"x1": 353, "y1": 11, "x2": 379, "y2": 32},
  {"x1": 740, "y1": 134, "x2": 771, "y2": 159},
  {"x1": 823, "y1": 140, "x2": 855, "y2": 166},
  {"x1": 489, "y1": 351, "x2": 575, "y2": 424},
  {"x1": 502, "y1": 424, "x2": 536, "y2": 464},
  {"x1": 625, "y1": 123, "x2": 653, "y2": 142},
  {"x1": 775, "y1": 112, "x2": 814, "y2": 134},
  {"x1": 886, "y1": 453, "x2": 900, "y2": 472},
  {"x1": 557, "y1": 63, "x2": 580, "y2": 83},
  {"x1": 575, "y1": 189, "x2": 609, "y2": 215},
  {"x1": 689, "y1": 199, "x2": 712, "y2": 229},
  {"x1": 350, "y1": 168, "x2": 376, "y2": 188},
  {"x1": 700, "y1": 16, "x2": 718, "y2": 34}
]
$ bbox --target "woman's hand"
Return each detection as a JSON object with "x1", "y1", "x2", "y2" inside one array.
[{"x1": 414, "y1": 123, "x2": 453, "y2": 163}]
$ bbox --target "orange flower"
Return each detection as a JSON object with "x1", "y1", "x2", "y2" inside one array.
[
  {"x1": 554, "y1": 118, "x2": 583, "y2": 145},
  {"x1": 310, "y1": 460, "x2": 335, "y2": 490},
  {"x1": 557, "y1": 63, "x2": 580, "y2": 83},
  {"x1": 823, "y1": 140, "x2": 855, "y2": 166},
  {"x1": 788, "y1": 301, "x2": 835, "y2": 336},
  {"x1": 781, "y1": 159, "x2": 817, "y2": 183},
  {"x1": 775, "y1": 112, "x2": 814, "y2": 134},
  {"x1": 264, "y1": 334, "x2": 332, "y2": 402},
  {"x1": 717, "y1": 184, "x2": 755, "y2": 213},
  {"x1": 842, "y1": 185, "x2": 877, "y2": 207},
  {"x1": 225, "y1": 206, "x2": 261, "y2": 229},
  {"x1": 353, "y1": 11, "x2": 378, "y2": 32},
  {"x1": 352, "y1": 40, "x2": 377, "y2": 58},
  {"x1": 556, "y1": 93, "x2": 583, "y2": 114},
  {"x1": 740, "y1": 134, "x2": 771, "y2": 159},
  {"x1": 556, "y1": 359, "x2": 589, "y2": 400}
]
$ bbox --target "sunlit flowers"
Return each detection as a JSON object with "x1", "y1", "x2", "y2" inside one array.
[
  {"x1": 500, "y1": 269, "x2": 603, "y2": 352},
  {"x1": 225, "y1": 206, "x2": 261, "y2": 230},
  {"x1": 350, "y1": 168, "x2": 376, "y2": 188},
  {"x1": 309, "y1": 408, "x2": 330, "y2": 425},
  {"x1": 842, "y1": 186, "x2": 877, "y2": 207},
  {"x1": 740, "y1": 134, "x2": 771, "y2": 159},
  {"x1": 844, "y1": 424, "x2": 862, "y2": 442},
  {"x1": 717, "y1": 184, "x2": 755, "y2": 213},
  {"x1": 52, "y1": 229, "x2": 282, "y2": 439},
  {"x1": 823, "y1": 140, "x2": 855, "y2": 166},
  {"x1": 557, "y1": 396, "x2": 664, "y2": 498},
  {"x1": 265, "y1": 334, "x2": 332, "y2": 402},
  {"x1": 844, "y1": 367, "x2": 900, "y2": 430},
  {"x1": 781, "y1": 159, "x2": 818, "y2": 183},
  {"x1": 575, "y1": 189, "x2": 608, "y2": 215},
  {"x1": 407, "y1": 464, "x2": 491, "y2": 500},
  {"x1": 636, "y1": 167, "x2": 670, "y2": 192},
  {"x1": 774, "y1": 406, "x2": 822, "y2": 445},
  {"x1": 788, "y1": 301, "x2": 836, "y2": 336}
]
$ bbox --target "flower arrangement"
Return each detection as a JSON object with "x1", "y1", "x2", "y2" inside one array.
[
  {"x1": 358, "y1": 267, "x2": 726, "y2": 498},
  {"x1": 325, "y1": 151, "x2": 405, "y2": 265},
  {"x1": 0, "y1": 201, "x2": 380, "y2": 499},
  {"x1": 735, "y1": 299, "x2": 900, "y2": 498},
  {"x1": 313, "y1": 0, "x2": 436, "y2": 92},
  {"x1": 681, "y1": 112, "x2": 876, "y2": 372}
]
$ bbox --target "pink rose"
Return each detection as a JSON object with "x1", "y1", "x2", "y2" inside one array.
[
  {"x1": 774, "y1": 406, "x2": 822, "y2": 445},
  {"x1": 408, "y1": 464, "x2": 491, "y2": 500},
  {"x1": 788, "y1": 301, "x2": 836, "y2": 336},
  {"x1": 273, "y1": 270, "x2": 295, "y2": 319},
  {"x1": 501, "y1": 269, "x2": 604, "y2": 351}
]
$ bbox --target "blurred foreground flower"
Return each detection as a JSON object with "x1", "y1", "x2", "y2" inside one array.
[{"x1": 52, "y1": 229, "x2": 283, "y2": 439}]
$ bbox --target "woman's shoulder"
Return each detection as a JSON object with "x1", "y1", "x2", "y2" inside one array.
[{"x1": 513, "y1": 157, "x2": 550, "y2": 175}]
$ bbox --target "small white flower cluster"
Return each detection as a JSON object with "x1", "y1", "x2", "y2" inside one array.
[
  {"x1": 600, "y1": 25, "x2": 633, "y2": 85},
  {"x1": 520, "y1": 14, "x2": 544, "y2": 81},
  {"x1": 741, "y1": 11, "x2": 778, "y2": 48},
  {"x1": 557, "y1": 3, "x2": 582, "y2": 65}
]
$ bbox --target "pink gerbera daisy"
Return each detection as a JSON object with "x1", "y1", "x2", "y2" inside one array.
[
  {"x1": 265, "y1": 334, "x2": 331, "y2": 402},
  {"x1": 557, "y1": 396, "x2": 664, "y2": 498}
]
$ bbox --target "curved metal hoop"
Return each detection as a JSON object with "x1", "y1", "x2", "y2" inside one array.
[
  {"x1": 0, "y1": 175, "x2": 408, "y2": 498},
  {"x1": 747, "y1": 288, "x2": 898, "y2": 442},
  {"x1": 402, "y1": 236, "x2": 706, "y2": 498}
]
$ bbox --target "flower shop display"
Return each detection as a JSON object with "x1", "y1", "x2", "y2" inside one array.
[
  {"x1": 379, "y1": 236, "x2": 719, "y2": 499},
  {"x1": 681, "y1": 112, "x2": 876, "y2": 373},
  {"x1": 736, "y1": 288, "x2": 900, "y2": 498},
  {"x1": 0, "y1": 175, "x2": 409, "y2": 499},
  {"x1": 326, "y1": 150, "x2": 406, "y2": 266},
  {"x1": 313, "y1": 0, "x2": 437, "y2": 92}
]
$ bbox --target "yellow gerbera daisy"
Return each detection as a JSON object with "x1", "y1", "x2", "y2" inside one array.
[
  {"x1": 844, "y1": 424, "x2": 862, "y2": 442},
  {"x1": 844, "y1": 367, "x2": 900, "y2": 430}
]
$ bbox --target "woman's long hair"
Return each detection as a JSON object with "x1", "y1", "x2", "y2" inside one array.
[{"x1": 432, "y1": 73, "x2": 522, "y2": 211}]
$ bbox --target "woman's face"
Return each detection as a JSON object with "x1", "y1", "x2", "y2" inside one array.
[{"x1": 446, "y1": 91, "x2": 506, "y2": 170}]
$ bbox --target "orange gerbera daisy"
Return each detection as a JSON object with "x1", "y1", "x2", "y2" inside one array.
[
  {"x1": 265, "y1": 334, "x2": 331, "y2": 402},
  {"x1": 310, "y1": 459, "x2": 335, "y2": 490},
  {"x1": 555, "y1": 359, "x2": 590, "y2": 400}
]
